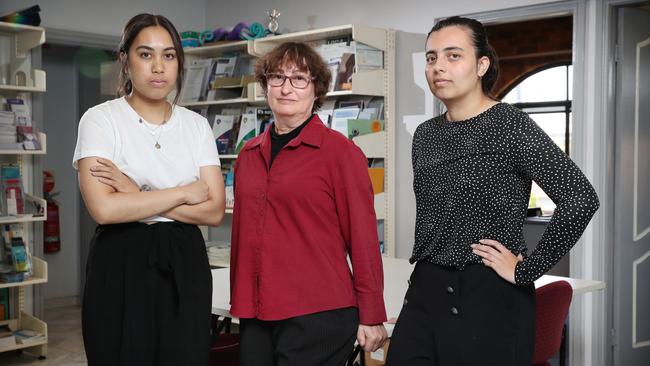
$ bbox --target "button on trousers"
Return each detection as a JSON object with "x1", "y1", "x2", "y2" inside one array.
[
  {"x1": 82, "y1": 222, "x2": 212, "y2": 366},
  {"x1": 386, "y1": 261, "x2": 535, "y2": 366}
]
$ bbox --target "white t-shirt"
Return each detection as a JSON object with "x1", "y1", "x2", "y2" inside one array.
[{"x1": 72, "y1": 97, "x2": 220, "y2": 222}]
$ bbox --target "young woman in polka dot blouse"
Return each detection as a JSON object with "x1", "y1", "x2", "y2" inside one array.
[{"x1": 386, "y1": 16, "x2": 599, "y2": 366}]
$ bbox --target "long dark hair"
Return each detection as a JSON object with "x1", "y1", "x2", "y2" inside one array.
[
  {"x1": 428, "y1": 16, "x2": 499, "y2": 96},
  {"x1": 117, "y1": 13, "x2": 184, "y2": 104}
]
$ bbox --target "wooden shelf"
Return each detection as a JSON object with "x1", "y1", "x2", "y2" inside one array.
[
  {"x1": 0, "y1": 214, "x2": 46, "y2": 224},
  {"x1": 0, "y1": 257, "x2": 48, "y2": 289},
  {"x1": 0, "y1": 83, "x2": 46, "y2": 93},
  {"x1": 179, "y1": 84, "x2": 265, "y2": 107},
  {"x1": 0, "y1": 194, "x2": 46, "y2": 225},
  {"x1": 0, "y1": 132, "x2": 47, "y2": 155},
  {"x1": 181, "y1": 98, "x2": 249, "y2": 107},
  {"x1": 252, "y1": 24, "x2": 387, "y2": 56},
  {"x1": 327, "y1": 70, "x2": 385, "y2": 97},
  {"x1": 0, "y1": 22, "x2": 45, "y2": 55},
  {"x1": 0, "y1": 311, "x2": 47, "y2": 355},
  {"x1": 184, "y1": 40, "x2": 251, "y2": 57}
]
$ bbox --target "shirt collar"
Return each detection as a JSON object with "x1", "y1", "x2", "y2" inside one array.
[{"x1": 244, "y1": 114, "x2": 326, "y2": 151}]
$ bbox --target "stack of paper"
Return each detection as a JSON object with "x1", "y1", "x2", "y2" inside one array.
[
  {"x1": 0, "y1": 110, "x2": 17, "y2": 148},
  {"x1": 13, "y1": 329, "x2": 46, "y2": 345}
]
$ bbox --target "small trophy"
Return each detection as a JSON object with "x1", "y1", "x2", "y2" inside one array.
[{"x1": 267, "y1": 9, "x2": 281, "y2": 35}]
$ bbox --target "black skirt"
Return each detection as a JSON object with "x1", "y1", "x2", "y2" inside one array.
[
  {"x1": 386, "y1": 261, "x2": 536, "y2": 366},
  {"x1": 82, "y1": 222, "x2": 212, "y2": 366}
]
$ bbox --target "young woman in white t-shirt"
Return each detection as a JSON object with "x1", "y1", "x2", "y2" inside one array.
[{"x1": 72, "y1": 13, "x2": 225, "y2": 366}]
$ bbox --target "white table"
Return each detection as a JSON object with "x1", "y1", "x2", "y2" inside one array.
[{"x1": 211, "y1": 257, "x2": 606, "y2": 330}]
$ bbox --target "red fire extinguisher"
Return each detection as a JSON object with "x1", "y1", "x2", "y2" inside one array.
[{"x1": 43, "y1": 171, "x2": 61, "y2": 253}]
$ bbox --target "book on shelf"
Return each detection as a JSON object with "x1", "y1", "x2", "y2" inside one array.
[
  {"x1": 365, "y1": 98, "x2": 385, "y2": 120},
  {"x1": 338, "y1": 99, "x2": 365, "y2": 110},
  {"x1": 347, "y1": 119, "x2": 384, "y2": 139},
  {"x1": 180, "y1": 64, "x2": 209, "y2": 103},
  {"x1": 358, "y1": 108, "x2": 378, "y2": 120},
  {"x1": 212, "y1": 115, "x2": 236, "y2": 154},
  {"x1": 368, "y1": 167, "x2": 385, "y2": 195},
  {"x1": 0, "y1": 324, "x2": 16, "y2": 348},
  {"x1": 235, "y1": 113, "x2": 257, "y2": 153},
  {"x1": 244, "y1": 106, "x2": 273, "y2": 135},
  {"x1": 16, "y1": 126, "x2": 41, "y2": 150},
  {"x1": 0, "y1": 288, "x2": 9, "y2": 320},
  {"x1": 317, "y1": 100, "x2": 337, "y2": 127},
  {"x1": 0, "y1": 111, "x2": 14, "y2": 126},
  {"x1": 233, "y1": 55, "x2": 255, "y2": 78},
  {"x1": 331, "y1": 107, "x2": 360, "y2": 137},
  {"x1": 1, "y1": 224, "x2": 22, "y2": 263},
  {"x1": 13, "y1": 329, "x2": 46, "y2": 345},
  {"x1": 334, "y1": 53, "x2": 355, "y2": 91},
  {"x1": 316, "y1": 40, "x2": 383, "y2": 91},
  {"x1": 354, "y1": 42, "x2": 384, "y2": 71},
  {"x1": 6, "y1": 99, "x2": 31, "y2": 127},
  {"x1": 212, "y1": 55, "x2": 239, "y2": 79},
  {"x1": 1, "y1": 165, "x2": 25, "y2": 216},
  {"x1": 377, "y1": 221, "x2": 385, "y2": 254},
  {"x1": 225, "y1": 186, "x2": 234, "y2": 209}
]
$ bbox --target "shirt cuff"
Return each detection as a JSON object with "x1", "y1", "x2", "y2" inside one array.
[
  {"x1": 357, "y1": 291, "x2": 387, "y2": 325},
  {"x1": 514, "y1": 260, "x2": 535, "y2": 286}
]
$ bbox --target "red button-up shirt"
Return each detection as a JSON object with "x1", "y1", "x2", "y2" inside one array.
[{"x1": 230, "y1": 115, "x2": 386, "y2": 325}]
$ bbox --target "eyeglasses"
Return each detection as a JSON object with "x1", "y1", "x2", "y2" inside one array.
[{"x1": 266, "y1": 73, "x2": 315, "y2": 89}]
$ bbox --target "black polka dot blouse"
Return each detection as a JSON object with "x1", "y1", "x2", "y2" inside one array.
[{"x1": 410, "y1": 103, "x2": 599, "y2": 285}]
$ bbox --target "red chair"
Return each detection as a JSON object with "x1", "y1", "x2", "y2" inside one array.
[{"x1": 533, "y1": 280, "x2": 573, "y2": 366}]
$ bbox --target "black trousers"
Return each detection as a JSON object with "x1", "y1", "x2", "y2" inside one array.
[
  {"x1": 385, "y1": 261, "x2": 535, "y2": 366},
  {"x1": 239, "y1": 307, "x2": 359, "y2": 366},
  {"x1": 82, "y1": 222, "x2": 212, "y2": 366}
]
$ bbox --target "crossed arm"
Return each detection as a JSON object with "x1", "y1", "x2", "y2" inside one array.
[{"x1": 78, "y1": 157, "x2": 225, "y2": 226}]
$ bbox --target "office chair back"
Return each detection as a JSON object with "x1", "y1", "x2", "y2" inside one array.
[{"x1": 533, "y1": 280, "x2": 573, "y2": 365}]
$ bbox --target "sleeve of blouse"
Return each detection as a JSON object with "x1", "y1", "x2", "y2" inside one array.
[
  {"x1": 412, "y1": 123, "x2": 422, "y2": 171},
  {"x1": 333, "y1": 142, "x2": 387, "y2": 325},
  {"x1": 196, "y1": 115, "x2": 221, "y2": 167},
  {"x1": 72, "y1": 108, "x2": 116, "y2": 170},
  {"x1": 511, "y1": 111, "x2": 600, "y2": 285}
]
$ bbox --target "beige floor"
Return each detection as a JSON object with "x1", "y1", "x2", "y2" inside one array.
[{"x1": 0, "y1": 305, "x2": 87, "y2": 366}]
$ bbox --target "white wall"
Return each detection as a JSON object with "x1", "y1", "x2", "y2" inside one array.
[
  {"x1": 204, "y1": 0, "x2": 561, "y2": 33},
  {"x1": 0, "y1": 0, "x2": 206, "y2": 37}
]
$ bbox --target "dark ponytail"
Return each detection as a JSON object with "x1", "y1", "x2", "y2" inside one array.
[{"x1": 427, "y1": 16, "x2": 499, "y2": 96}]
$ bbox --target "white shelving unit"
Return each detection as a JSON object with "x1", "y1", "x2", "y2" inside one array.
[
  {"x1": 184, "y1": 24, "x2": 396, "y2": 258},
  {"x1": 0, "y1": 21, "x2": 48, "y2": 359}
]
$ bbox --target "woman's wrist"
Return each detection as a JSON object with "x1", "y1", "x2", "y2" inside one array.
[{"x1": 171, "y1": 186, "x2": 189, "y2": 205}]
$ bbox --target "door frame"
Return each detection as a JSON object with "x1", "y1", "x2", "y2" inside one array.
[
  {"x1": 450, "y1": 1, "x2": 615, "y2": 365},
  {"x1": 602, "y1": 1, "x2": 650, "y2": 365}
]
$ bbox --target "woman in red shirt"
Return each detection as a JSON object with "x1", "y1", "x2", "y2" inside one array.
[{"x1": 230, "y1": 42, "x2": 388, "y2": 365}]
